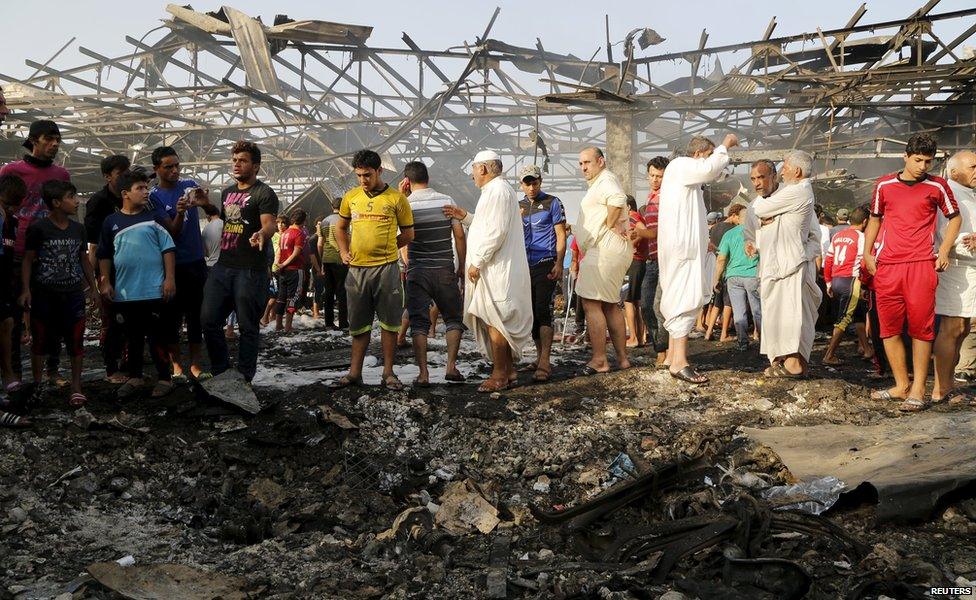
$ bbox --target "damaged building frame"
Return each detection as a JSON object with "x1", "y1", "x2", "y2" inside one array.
[{"x1": 0, "y1": 1, "x2": 974, "y2": 217}]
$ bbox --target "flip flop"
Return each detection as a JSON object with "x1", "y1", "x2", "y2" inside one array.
[
  {"x1": 0, "y1": 411, "x2": 31, "y2": 428},
  {"x1": 330, "y1": 375, "x2": 362, "y2": 389},
  {"x1": 4, "y1": 381, "x2": 22, "y2": 393},
  {"x1": 575, "y1": 365, "x2": 608, "y2": 377},
  {"x1": 445, "y1": 371, "x2": 466, "y2": 384},
  {"x1": 151, "y1": 381, "x2": 176, "y2": 398},
  {"x1": 532, "y1": 367, "x2": 551, "y2": 383},
  {"x1": 68, "y1": 392, "x2": 87, "y2": 407},
  {"x1": 669, "y1": 366, "x2": 708, "y2": 384},
  {"x1": 383, "y1": 375, "x2": 404, "y2": 391},
  {"x1": 898, "y1": 397, "x2": 927, "y2": 412},
  {"x1": 518, "y1": 362, "x2": 539, "y2": 373},
  {"x1": 412, "y1": 378, "x2": 431, "y2": 388},
  {"x1": 477, "y1": 379, "x2": 509, "y2": 394},
  {"x1": 193, "y1": 372, "x2": 213, "y2": 382}
]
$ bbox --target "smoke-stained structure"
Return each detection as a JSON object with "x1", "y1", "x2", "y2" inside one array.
[{"x1": 1, "y1": 2, "x2": 974, "y2": 212}]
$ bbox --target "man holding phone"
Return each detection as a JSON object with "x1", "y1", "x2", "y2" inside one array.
[{"x1": 149, "y1": 146, "x2": 213, "y2": 385}]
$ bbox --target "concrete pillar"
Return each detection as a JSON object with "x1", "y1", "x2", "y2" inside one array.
[{"x1": 606, "y1": 110, "x2": 635, "y2": 196}]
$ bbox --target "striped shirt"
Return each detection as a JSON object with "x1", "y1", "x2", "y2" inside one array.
[
  {"x1": 870, "y1": 172, "x2": 958, "y2": 264},
  {"x1": 406, "y1": 187, "x2": 457, "y2": 271}
]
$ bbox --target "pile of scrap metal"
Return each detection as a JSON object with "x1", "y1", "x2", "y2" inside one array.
[{"x1": 529, "y1": 453, "x2": 871, "y2": 599}]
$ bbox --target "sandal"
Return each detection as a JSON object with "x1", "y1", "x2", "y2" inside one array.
[
  {"x1": 194, "y1": 372, "x2": 213, "y2": 382},
  {"x1": 870, "y1": 389, "x2": 904, "y2": 401},
  {"x1": 151, "y1": 381, "x2": 176, "y2": 398},
  {"x1": 106, "y1": 373, "x2": 128, "y2": 384},
  {"x1": 412, "y1": 377, "x2": 431, "y2": 388},
  {"x1": 898, "y1": 397, "x2": 927, "y2": 412},
  {"x1": 0, "y1": 410, "x2": 31, "y2": 428},
  {"x1": 669, "y1": 366, "x2": 709, "y2": 384},
  {"x1": 935, "y1": 389, "x2": 972, "y2": 405},
  {"x1": 576, "y1": 365, "x2": 608, "y2": 377},
  {"x1": 445, "y1": 371, "x2": 466, "y2": 384},
  {"x1": 382, "y1": 375, "x2": 404, "y2": 391},
  {"x1": 330, "y1": 375, "x2": 362, "y2": 389},
  {"x1": 116, "y1": 379, "x2": 142, "y2": 400},
  {"x1": 477, "y1": 379, "x2": 509, "y2": 394},
  {"x1": 533, "y1": 367, "x2": 551, "y2": 383},
  {"x1": 518, "y1": 362, "x2": 539, "y2": 373},
  {"x1": 766, "y1": 364, "x2": 807, "y2": 380},
  {"x1": 69, "y1": 392, "x2": 87, "y2": 407}
]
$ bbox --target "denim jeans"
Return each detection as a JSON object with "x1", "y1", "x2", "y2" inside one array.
[
  {"x1": 200, "y1": 264, "x2": 269, "y2": 382},
  {"x1": 726, "y1": 276, "x2": 761, "y2": 344},
  {"x1": 640, "y1": 259, "x2": 668, "y2": 352}
]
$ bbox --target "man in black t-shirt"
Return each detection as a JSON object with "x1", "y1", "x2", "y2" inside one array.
[
  {"x1": 200, "y1": 141, "x2": 279, "y2": 383},
  {"x1": 83, "y1": 154, "x2": 130, "y2": 382}
]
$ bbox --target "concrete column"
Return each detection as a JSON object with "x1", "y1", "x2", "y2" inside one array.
[{"x1": 606, "y1": 110, "x2": 635, "y2": 196}]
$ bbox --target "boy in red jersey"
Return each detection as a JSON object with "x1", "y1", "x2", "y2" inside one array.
[
  {"x1": 863, "y1": 133, "x2": 961, "y2": 411},
  {"x1": 823, "y1": 205, "x2": 871, "y2": 365}
]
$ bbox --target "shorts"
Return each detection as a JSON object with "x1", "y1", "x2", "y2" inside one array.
[
  {"x1": 276, "y1": 269, "x2": 305, "y2": 315},
  {"x1": 160, "y1": 259, "x2": 207, "y2": 345},
  {"x1": 830, "y1": 276, "x2": 867, "y2": 329},
  {"x1": 874, "y1": 260, "x2": 937, "y2": 341},
  {"x1": 710, "y1": 279, "x2": 730, "y2": 309},
  {"x1": 406, "y1": 266, "x2": 465, "y2": 337},
  {"x1": 29, "y1": 288, "x2": 86, "y2": 357},
  {"x1": 625, "y1": 259, "x2": 646, "y2": 303},
  {"x1": 529, "y1": 259, "x2": 558, "y2": 338},
  {"x1": 346, "y1": 261, "x2": 403, "y2": 335},
  {"x1": 935, "y1": 263, "x2": 976, "y2": 318}
]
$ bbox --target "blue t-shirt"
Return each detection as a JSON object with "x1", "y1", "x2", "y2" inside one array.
[
  {"x1": 148, "y1": 179, "x2": 203, "y2": 264},
  {"x1": 96, "y1": 211, "x2": 175, "y2": 302},
  {"x1": 519, "y1": 192, "x2": 566, "y2": 266}
]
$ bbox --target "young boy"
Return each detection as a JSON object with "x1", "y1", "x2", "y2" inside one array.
[
  {"x1": 0, "y1": 175, "x2": 27, "y2": 394},
  {"x1": 275, "y1": 209, "x2": 308, "y2": 333},
  {"x1": 96, "y1": 170, "x2": 176, "y2": 400},
  {"x1": 822, "y1": 205, "x2": 872, "y2": 365},
  {"x1": 864, "y1": 133, "x2": 961, "y2": 411},
  {"x1": 19, "y1": 181, "x2": 98, "y2": 407}
]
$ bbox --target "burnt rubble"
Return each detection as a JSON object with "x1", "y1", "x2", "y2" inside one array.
[{"x1": 2, "y1": 326, "x2": 976, "y2": 599}]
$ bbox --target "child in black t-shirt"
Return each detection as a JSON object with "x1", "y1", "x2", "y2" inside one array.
[{"x1": 19, "y1": 181, "x2": 98, "y2": 407}]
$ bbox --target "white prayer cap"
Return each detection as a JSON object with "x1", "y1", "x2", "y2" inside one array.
[{"x1": 473, "y1": 150, "x2": 500, "y2": 163}]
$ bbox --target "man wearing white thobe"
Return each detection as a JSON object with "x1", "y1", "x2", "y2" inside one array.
[
  {"x1": 932, "y1": 150, "x2": 976, "y2": 402},
  {"x1": 445, "y1": 151, "x2": 532, "y2": 393},
  {"x1": 658, "y1": 133, "x2": 738, "y2": 384},
  {"x1": 753, "y1": 150, "x2": 822, "y2": 377}
]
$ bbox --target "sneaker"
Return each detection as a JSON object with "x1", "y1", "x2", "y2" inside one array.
[
  {"x1": 736, "y1": 341, "x2": 750, "y2": 353},
  {"x1": 954, "y1": 372, "x2": 973, "y2": 385},
  {"x1": 116, "y1": 378, "x2": 143, "y2": 400}
]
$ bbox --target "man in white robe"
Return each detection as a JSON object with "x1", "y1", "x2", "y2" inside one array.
[
  {"x1": 932, "y1": 150, "x2": 976, "y2": 402},
  {"x1": 753, "y1": 150, "x2": 822, "y2": 377},
  {"x1": 445, "y1": 151, "x2": 532, "y2": 393},
  {"x1": 658, "y1": 133, "x2": 738, "y2": 384}
]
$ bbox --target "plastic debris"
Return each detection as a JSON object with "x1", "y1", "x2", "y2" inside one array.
[{"x1": 761, "y1": 476, "x2": 847, "y2": 515}]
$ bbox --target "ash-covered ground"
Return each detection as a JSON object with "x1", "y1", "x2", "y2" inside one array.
[{"x1": 2, "y1": 315, "x2": 976, "y2": 599}]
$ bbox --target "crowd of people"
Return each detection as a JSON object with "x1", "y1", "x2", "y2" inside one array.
[{"x1": 1, "y1": 80, "x2": 975, "y2": 427}]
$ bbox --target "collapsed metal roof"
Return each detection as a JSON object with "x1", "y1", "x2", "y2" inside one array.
[{"x1": 1, "y1": 1, "x2": 975, "y2": 206}]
